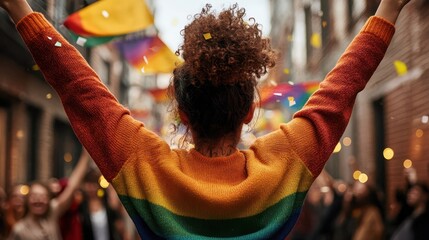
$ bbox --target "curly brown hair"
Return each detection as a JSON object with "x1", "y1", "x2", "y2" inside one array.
[{"x1": 169, "y1": 3, "x2": 277, "y2": 147}]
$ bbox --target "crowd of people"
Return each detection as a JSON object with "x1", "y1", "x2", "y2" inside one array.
[
  {"x1": 0, "y1": 148, "x2": 139, "y2": 240},
  {"x1": 288, "y1": 168, "x2": 429, "y2": 240}
]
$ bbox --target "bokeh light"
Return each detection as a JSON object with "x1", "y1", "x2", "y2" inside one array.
[
  {"x1": 358, "y1": 173, "x2": 368, "y2": 183},
  {"x1": 403, "y1": 159, "x2": 413, "y2": 169},
  {"x1": 342, "y1": 137, "x2": 352, "y2": 146},
  {"x1": 353, "y1": 170, "x2": 361, "y2": 180},
  {"x1": 383, "y1": 148, "x2": 394, "y2": 160},
  {"x1": 333, "y1": 142, "x2": 342, "y2": 153}
]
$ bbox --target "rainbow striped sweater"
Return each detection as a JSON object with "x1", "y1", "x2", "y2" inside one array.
[{"x1": 16, "y1": 13, "x2": 395, "y2": 239}]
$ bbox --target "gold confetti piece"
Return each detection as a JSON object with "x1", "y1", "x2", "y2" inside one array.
[
  {"x1": 287, "y1": 34, "x2": 293, "y2": 42},
  {"x1": 143, "y1": 56, "x2": 148, "y2": 64},
  {"x1": 273, "y1": 93, "x2": 282, "y2": 96},
  {"x1": 288, "y1": 96, "x2": 296, "y2": 106},
  {"x1": 283, "y1": 68, "x2": 290, "y2": 75},
  {"x1": 311, "y1": 33, "x2": 321, "y2": 48},
  {"x1": 203, "y1": 33, "x2": 212, "y2": 40},
  {"x1": 46, "y1": 93, "x2": 52, "y2": 99},
  {"x1": 393, "y1": 60, "x2": 407, "y2": 76},
  {"x1": 32, "y1": 64, "x2": 40, "y2": 71},
  {"x1": 54, "y1": 41, "x2": 62, "y2": 47},
  {"x1": 322, "y1": 21, "x2": 327, "y2": 28},
  {"x1": 269, "y1": 80, "x2": 278, "y2": 86},
  {"x1": 76, "y1": 37, "x2": 87, "y2": 46},
  {"x1": 102, "y1": 10, "x2": 109, "y2": 18}
]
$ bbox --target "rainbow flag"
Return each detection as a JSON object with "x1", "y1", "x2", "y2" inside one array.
[
  {"x1": 259, "y1": 81, "x2": 320, "y2": 111},
  {"x1": 116, "y1": 35, "x2": 181, "y2": 74},
  {"x1": 63, "y1": 0, "x2": 154, "y2": 47}
]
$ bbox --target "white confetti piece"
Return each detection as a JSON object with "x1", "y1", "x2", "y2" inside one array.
[
  {"x1": 422, "y1": 115, "x2": 429, "y2": 124},
  {"x1": 102, "y1": 10, "x2": 109, "y2": 18},
  {"x1": 143, "y1": 56, "x2": 148, "y2": 64},
  {"x1": 76, "y1": 37, "x2": 87, "y2": 46},
  {"x1": 289, "y1": 101, "x2": 296, "y2": 107},
  {"x1": 288, "y1": 81, "x2": 295, "y2": 85},
  {"x1": 47, "y1": 36, "x2": 52, "y2": 40},
  {"x1": 141, "y1": 67, "x2": 145, "y2": 73},
  {"x1": 273, "y1": 93, "x2": 282, "y2": 96},
  {"x1": 54, "y1": 41, "x2": 62, "y2": 47}
]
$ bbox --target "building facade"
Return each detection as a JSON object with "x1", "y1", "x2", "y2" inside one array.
[
  {"x1": 0, "y1": 0, "x2": 128, "y2": 191},
  {"x1": 270, "y1": 0, "x2": 429, "y2": 207}
]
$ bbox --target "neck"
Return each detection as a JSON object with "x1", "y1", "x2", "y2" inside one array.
[
  {"x1": 195, "y1": 144, "x2": 237, "y2": 157},
  {"x1": 193, "y1": 126, "x2": 242, "y2": 157}
]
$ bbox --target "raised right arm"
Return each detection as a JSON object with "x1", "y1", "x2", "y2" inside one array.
[{"x1": 284, "y1": 0, "x2": 411, "y2": 176}]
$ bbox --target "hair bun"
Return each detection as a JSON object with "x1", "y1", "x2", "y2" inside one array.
[{"x1": 178, "y1": 4, "x2": 276, "y2": 86}]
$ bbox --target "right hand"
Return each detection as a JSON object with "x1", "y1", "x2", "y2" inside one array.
[
  {"x1": 0, "y1": 0, "x2": 33, "y2": 23},
  {"x1": 376, "y1": 0, "x2": 413, "y2": 24}
]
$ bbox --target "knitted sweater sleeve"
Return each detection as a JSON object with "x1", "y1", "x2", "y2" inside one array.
[
  {"x1": 16, "y1": 13, "x2": 141, "y2": 181},
  {"x1": 284, "y1": 16, "x2": 395, "y2": 176}
]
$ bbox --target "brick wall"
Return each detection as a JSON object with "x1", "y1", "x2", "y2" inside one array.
[{"x1": 358, "y1": 2, "x2": 429, "y2": 205}]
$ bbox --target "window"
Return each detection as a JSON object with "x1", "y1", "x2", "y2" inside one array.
[
  {"x1": 26, "y1": 106, "x2": 41, "y2": 181},
  {"x1": 52, "y1": 120, "x2": 80, "y2": 178}
]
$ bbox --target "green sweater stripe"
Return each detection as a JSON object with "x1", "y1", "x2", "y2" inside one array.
[{"x1": 119, "y1": 191, "x2": 307, "y2": 238}]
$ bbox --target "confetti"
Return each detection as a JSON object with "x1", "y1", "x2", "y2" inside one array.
[
  {"x1": 143, "y1": 56, "x2": 148, "y2": 64},
  {"x1": 287, "y1": 34, "x2": 293, "y2": 42},
  {"x1": 76, "y1": 37, "x2": 87, "y2": 46},
  {"x1": 203, "y1": 33, "x2": 212, "y2": 40},
  {"x1": 32, "y1": 65, "x2": 40, "y2": 71},
  {"x1": 422, "y1": 115, "x2": 429, "y2": 124},
  {"x1": 269, "y1": 80, "x2": 278, "y2": 86},
  {"x1": 393, "y1": 60, "x2": 407, "y2": 76},
  {"x1": 311, "y1": 33, "x2": 321, "y2": 48},
  {"x1": 101, "y1": 10, "x2": 109, "y2": 18},
  {"x1": 273, "y1": 93, "x2": 282, "y2": 96},
  {"x1": 322, "y1": 21, "x2": 327, "y2": 28},
  {"x1": 54, "y1": 41, "x2": 62, "y2": 47},
  {"x1": 283, "y1": 68, "x2": 290, "y2": 75},
  {"x1": 46, "y1": 93, "x2": 52, "y2": 99},
  {"x1": 47, "y1": 36, "x2": 52, "y2": 40},
  {"x1": 288, "y1": 96, "x2": 296, "y2": 106},
  {"x1": 288, "y1": 81, "x2": 295, "y2": 85},
  {"x1": 141, "y1": 67, "x2": 145, "y2": 73}
]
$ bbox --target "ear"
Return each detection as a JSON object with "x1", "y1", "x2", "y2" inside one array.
[
  {"x1": 243, "y1": 103, "x2": 256, "y2": 124},
  {"x1": 179, "y1": 110, "x2": 189, "y2": 125}
]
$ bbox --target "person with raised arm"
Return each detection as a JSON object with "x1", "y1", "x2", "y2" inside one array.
[
  {"x1": 0, "y1": 0, "x2": 412, "y2": 238},
  {"x1": 7, "y1": 148, "x2": 90, "y2": 239}
]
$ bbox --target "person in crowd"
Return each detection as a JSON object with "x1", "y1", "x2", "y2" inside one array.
[
  {"x1": 332, "y1": 181, "x2": 385, "y2": 240},
  {"x1": 391, "y1": 182, "x2": 429, "y2": 240},
  {"x1": 79, "y1": 169, "x2": 121, "y2": 240},
  {"x1": 7, "y1": 148, "x2": 90, "y2": 240},
  {"x1": 3, "y1": 184, "x2": 26, "y2": 237},
  {"x1": 386, "y1": 167, "x2": 417, "y2": 238},
  {"x1": 0, "y1": 0, "x2": 413, "y2": 238}
]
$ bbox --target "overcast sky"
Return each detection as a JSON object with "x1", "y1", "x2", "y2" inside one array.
[{"x1": 153, "y1": 0, "x2": 271, "y2": 51}]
